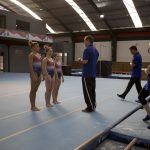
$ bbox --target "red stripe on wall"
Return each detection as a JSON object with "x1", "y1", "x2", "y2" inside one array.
[
  {"x1": 73, "y1": 34, "x2": 111, "y2": 42},
  {"x1": 118, "y1": 32, "x2": 150, "y2": 38}
]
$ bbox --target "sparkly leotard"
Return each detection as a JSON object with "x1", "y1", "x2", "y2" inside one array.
[
  {"x1": 33, "y1": 54, "x2": 41, "y2": 76},
  {"x1": 47, "y1": 58, "x2": 55, "y2": 78},
  {"x1": 55, "y1": 62, "x2": 62, "y2": 79}
]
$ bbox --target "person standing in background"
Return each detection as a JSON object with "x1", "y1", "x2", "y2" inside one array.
[
  {"x1": 138, "y1": 65, "x2": 150, "y2": 129},
  {"x1": 78, "y1": 35, "x2": 99, "y2": 112},
  {"x1": 117, "y1": 46, "x2": 142, "y2": 102}
]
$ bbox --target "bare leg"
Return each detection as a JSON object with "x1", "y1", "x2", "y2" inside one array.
[
  {"x1": 53, "y1": 79, "x2": 61, "y2": 104},
  {"x1": 52, "y1": 79, "x2": 57, "y2": 102},
  {"x1": 55, "y1": 79, "x2": 61, "y2": 102},
  {"x1": 45, "y1": 77, "x2": 54, "y2": 107},
  {"x1": 29, "y1": 76, "x2": 41, "y2": 111}
]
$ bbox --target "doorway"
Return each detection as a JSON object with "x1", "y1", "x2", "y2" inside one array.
[{"x1": 0, "y1": 52, "x2": 4, "y2": 71}]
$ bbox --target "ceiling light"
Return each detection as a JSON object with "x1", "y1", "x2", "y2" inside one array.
[
  {"x1": 65, "y1": 0, "x2": 97, "y2": 31},
  {"x1": 0, "y1": 5, "x2": 9, "y2": 11},
  {"x1": 46, "y1": 24, "x2": 56, "y2": 34},
  {"x1": 100, "y1": 14, "x2": 104, "y2": 18},
  {"x1": 123, "y1": 0, "x2": 142, "y2": 28},
  {"x1": 9, "y1": 0, "x2": 56, "y2": 33},
  {"x1": 9, "y1": 0, "x2": 42, "y2": 20}
]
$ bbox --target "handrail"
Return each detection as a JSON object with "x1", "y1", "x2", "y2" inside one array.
[
  {"x1": 124, "y1": 138, "x2": 138, "y2": 150},
  {"x1": 74, "y1": 104, "x2": 143, "y2": 150}
]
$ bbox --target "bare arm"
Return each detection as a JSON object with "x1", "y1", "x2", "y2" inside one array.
[
  {"x1": 145, "y1": 66, "x2": 150, "y2": 75},
  {"x1": 77, "y1": 58, "x2": 88, "y2": 64},
  {"x1": 61, "y1": 67, "x2": 64, "y2": 82},
  {"x1": 54, "y1": 64, "x2": 58, "y2": 80},
  {"x1": 131, "y1": 63, "x2": 136, "y2": 68},
  {"x1": 130, "y1": 62, "x2": 136, "y2": 69},
  {"x1": 142, "y1": 66, "x2": 150, "y2": 75},
  {"x1": 28, "y1": 53, "x2": 35, "y2": 76},
  {"x1": 42, "y1": 59, "x2": 49, "y2": 80},
  {"x1": 147, "y1": 68, "x2": 150, "y2": 74}
]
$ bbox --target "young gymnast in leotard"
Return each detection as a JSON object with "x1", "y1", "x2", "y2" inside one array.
[
  {"x1": 28, "y1": 41, "x2": 41, "y2": 111},
  {"x1": 42, "y1": 45, "x2": 55, "y2": 107},
  {"x1": 52, "y1": 53, "x2": 64, "y2": 104}
]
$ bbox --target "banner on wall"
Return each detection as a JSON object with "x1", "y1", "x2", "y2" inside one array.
[{"x1": 0, "y1": 28, "x2": 53, "y2": 43}]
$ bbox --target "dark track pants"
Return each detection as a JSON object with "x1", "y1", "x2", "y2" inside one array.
[
  {"x1": 122, "y1": 77, "x2": 142, "y2": 97},
  {"x1": 138, "y1": 88, "x2": 150, "y2": 105},
  {"x1": 82, "y1": 77, "x2": 96, "y2": 110}
]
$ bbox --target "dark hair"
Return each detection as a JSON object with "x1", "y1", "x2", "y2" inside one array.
[
  {"x1": 129, "y1": 46, "x2": 137, "y2": 51},
  {"x1": 41, "y1": 52, "x2": 46, "y2": 58},
  {"x1": 28, "y1": 40, "x2": 38, "y2": 48},
  {"x1": 85, "y1": 35, "x2": 94, "y2": 44},
  {"x1": 44, "y1": 45, "x2": 52, "y2": 53}
]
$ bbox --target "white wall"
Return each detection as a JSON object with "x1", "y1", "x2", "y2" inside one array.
[
  {"x1": 75, "y1": 41, "x2": 112, "y2": 61},
  {"x1": 117, "y1": 40, "x2": 150, "y2": 62}
]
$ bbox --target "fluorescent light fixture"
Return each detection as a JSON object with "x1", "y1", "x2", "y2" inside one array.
[
  {"x1": 9, "y1": 0, "x2": 56, "y2": 33},
  {"x1": 46, "y1": 23, "x2": 56, "y2": 33},
  {"x1": 0, "y1": 5, "x2": 9, "y2": 11},
  {"x1": 9, "y1": 0, "x2": 42, "y2": 20},
  {"x1": 123, "y1": 0, "x2": 142, "y2": 28},
  {"x1": 65, "y1": 0, "x2": 97, "y2": 31}
]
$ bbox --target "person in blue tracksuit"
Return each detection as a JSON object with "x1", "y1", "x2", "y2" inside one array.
[
  {"x1": 138, "y1": 65, "x2": 150, "y2": 129},
  {"x1": 78, "y1": 35, "x2": 99, "y2": 112},
  {"x1": 117, "y1": 46, "x2": 142, "y2": 101}
]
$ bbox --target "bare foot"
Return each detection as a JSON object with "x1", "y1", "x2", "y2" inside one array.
[
  {"x1": 46, "y1": 103, "x2": 54, "y2": 107},
  {"x1": 53, "y1": 101, "x2": 61, "y2": 104},
  {"x1": 31, "y1": 107, "x2": 40, "y2": 111}
]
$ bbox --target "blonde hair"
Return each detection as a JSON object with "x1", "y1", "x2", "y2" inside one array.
[{"x1": 28, "y1": 40, "x2": 38, "y2": 48}]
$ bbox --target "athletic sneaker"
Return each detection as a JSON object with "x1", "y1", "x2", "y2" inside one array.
[
  {"x1": 135, "y1": 100, "x2": 140, "y2": 103},
  {"x1": 117, "y1": 94, "x2": 125, "y2": 100},
  {"x1": 143, "y1": 115, "x2": 150, "y2": 121},
  {"x1": 82, "y1": 108, "x2": 94, "y2": 113}
]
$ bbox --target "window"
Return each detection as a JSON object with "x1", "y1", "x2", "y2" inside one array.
[{"x1": 16, "y1": 20, "x2": 30, "y2": 31}]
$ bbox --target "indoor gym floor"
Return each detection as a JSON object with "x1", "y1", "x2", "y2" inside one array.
[{"x1": 0, "y1": 73, "x2": 149, "y2": 150}]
